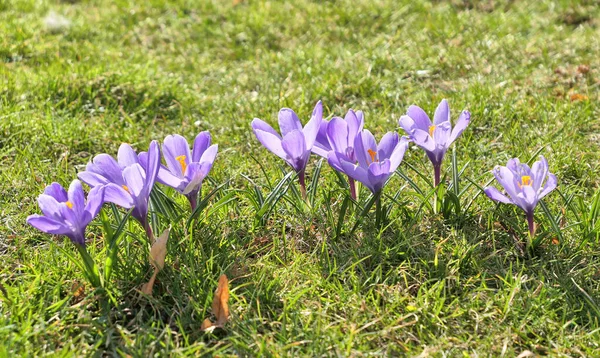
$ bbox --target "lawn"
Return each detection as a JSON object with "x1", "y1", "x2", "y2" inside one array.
[{"x1": 1, "y1": 0, "x2": 600, "y2": 356}]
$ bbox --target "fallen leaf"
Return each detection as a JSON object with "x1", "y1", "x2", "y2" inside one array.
[
  {"x1": 577, "y1": 64, "x2": 590, "y2": 75},
  {"x1": 201, "y1": 274, "x2": 231, "y2": 331},
  {"x1": 552, "y1": 238, "x2": 560, "y2": 245},
  {"x1": 570, "y1": 93, "x2": 588, "y2": 102},
  {"x1": 141, "y1": 227, "x2": 170, "y2": 296}
]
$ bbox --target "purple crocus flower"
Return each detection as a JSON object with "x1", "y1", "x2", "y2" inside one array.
[
  {"x1": 26, "y1": 180, "x2": 104, "y2": 246},
  {"x1": 330, "y1": 130, "x2": 410, "y2": 195},
  {"x1": 399, "y1": 99, "x2": 470, "y2": 186},
  {"x1": 78, "y1": 141, "x2": 160, "y2": 241},
  {"x1": 156, "y1": 132, "x2": 218, "y2": 210},
  {"x1": 251, "y1": 101, "x2": 323, "y2": 199},
  {"x1": 484, "y1": 156, "x2": 557, "y2": 236},
  {"x1": 312, "y1": 109, "x2": 364, "y2": 199}
]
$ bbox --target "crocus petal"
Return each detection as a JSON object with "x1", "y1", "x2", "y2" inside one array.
[
  {"x1": 302, "y1": 101, "x2": 323, "y2": 149},
  {"x1": 377, "y1": 132, "x2": 399, "y2": 160},
  {"x1": 327, "y1": 117, "x2": 349, "y2": 153},
  {"x1": 252, "y1": 119, "x2": 287, "y2": 160},
  {"x1": 278, "y1": 108, "x2": 302, "y2": 137},
  {"x1": 506, "y1": 158, "x2": 521, "y2": 174},
  {"x1": 399, "y1": 115, "x2": 436, "y2": 152},
  {"x1": 68, "y1": 180, "x2": 86, "y2": 217},
  {"x1": 78, "y1": 171, "x2": 110, "y2": 187},
  {"x1": 26, "y1": 215, "x2": 71, "y2": 236},
  {"x1": 539, "y1": 173, "x2": 557, "y2": 199},
  {"x1": 531, "y1": 156, "x2": 549, "y2": 193},
  {"x1": 182, "y1": 162, "x2": 208, "y2": 195},
  {"x1": 483, "y1": 187, "x2": 513, "y2": 204},
  {"x1": 199, "y1": 144, "x2": 218, "y2": 165},
  {"x1": 192, "y1": 131, "x2": 211, "y2": 163},
  {"x1": 388, "y1": 136, "x2": 410, "y2": 173},
  {"x1": 144, "y1": 141, "x2": 160, "y2": 194},
  {"x1": 449, "y1": 110, "x2": 471, "y2": 144},
  {"x1": 493, "y1": 166, "x2": 521, "y2": 203},
  {"x1": 518, "y1": 185, "x2": 538, "y2": 214},
  {"x1": 43, "y1": 183, "x2": 68, "y2": 202},
  {"x1": 251, "y1": 118, "x2": 281, "y2": 138},
  {"x1": 281, "y1": 130, "x2": 308, "y2": 172},
  {"x1": 123, "y1": 164, "x2": 146, "y2": 198},
  {"x1": 84, "y1": 185, "x2": 105, "y2": 223},
  {"x1": 345, "y1": 109, "x2": 363, "y2": 139},
  {"x1": 313, "y1": 119, "x2": 331, "y2": 157},
  {"x1": 37, "y1": 194, "x2": 63, "y2": 220},
  {"x1": 117, "y1": 144, "x2": 139, "y2": 167},
  {"x1": 367, "y1": 159, "x2": 392, "y2": 193},
  {"x1": 355, "y1": 130, "x2": 378, "y2": 168},
  {"x1": 163, "y1": 135, "x2": 190, "y2": 177},
  {"x1": 406, "y1": 105, "x2": 432, "y2": 131},
  {"x1": 433, "y1": 99, "x2": 450, "y2": 125},
  {"x1": 90, "y1": 154, "x2": 124, "y2": 184},
  {"x1": 340, "y1": 158, "x2": 372, "y2": 192},
  {"x1": 103, "y1": 183, "x2": 134, "y2": 208},
  {"x1": 157, "y1": 166, "x2": 185, "y2": 191},
  {"x1": 433, "y1": 121, "x2": 452, "y2": 149},
  {"x1": 327, "y1": 151, "x2": 345, "y2": 173}
]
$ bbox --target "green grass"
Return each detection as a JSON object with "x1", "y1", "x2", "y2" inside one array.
[{"x1": 2, "y1": 0, "x2": 600, "y2": 355}]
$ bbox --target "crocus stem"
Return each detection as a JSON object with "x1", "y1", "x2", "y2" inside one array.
[
  {"x1": 299, "y1": 170, "x2": 307, "y2": 201},
  {"x1": 433, "y1": 164, "x2": 441, "y2": 187},
  {"x1": 375, "y1": 191, "x2": 383, "y2": 228},
  {"x1": 144, "y1": 222, "x2": 154, "y2": 243},
  {"x1": 187, "y1": 192, "x2": 198, "y2": 212},
  {"x1": 527, "y1": 212, "x2": 535, "y2": 237},
  {"x1": 348, "y1": 176, "x2": 357, "y2": 201}
]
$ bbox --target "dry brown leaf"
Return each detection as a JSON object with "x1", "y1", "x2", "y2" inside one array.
[
  {"x1": 150, "y1": 227, "x2": 170, "y2": 270},
  {"x1": 570, "y1": 93, "x2": 588, "y2": 102},
  {"x1": 201, "y1": 274, "x2": 231, "y2": 331},
  {"x1": 141, "y1": 227, "x2": 170, "y2": 296}
]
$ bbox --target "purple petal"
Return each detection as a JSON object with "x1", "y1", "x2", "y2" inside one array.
[
  {"x1": 313, "y1": 119, "x2": 331, "y2": 157},
  {"x1": 449, "y1": 110, "x2": 470, "y2": 144},
  {"x1": 367, "y1": 159, "x2": 392, "y2": 193},
  {"x1": 327, "y1": 151, "x2": 345, "y2": 173},
  {"x1": 281, "y1": 130, "x2": 308, "y2": 172},
  {"x1": 26, "y1": 215, "x2": 71, "y2": 236},
  {"x1": 199, "y1": 144, "x2": 218, "y2": 165},
  {"x1": 67, "y1": 180, "x2": 85, "y2": 217},
  {"x1": 539, "y1": 173, "x2": 557, "y2": 199},
  {"x1": 433, "y1": 99, "x2": 450, "y2": 125},
  {"x1": 327, "y1": 117, "x2": 349, "y2": 153},
  {"x1": 103, "y1": 183, "x2": 134, "y2": 208},
  {"x1": 432, "y1": 121, "x2": 452, "y2": 149},
  {"x1": 144, "y1": 141, "x2": 160, "y2": 194},
  {"x1": 83, "y1": 185, "x2": 105, "y2": 224},
  {"x1": 493, "y1": 166, "x2": 521, "y2": 203},
  {"x1": 388, "y1": 136, "x2": 410, "y2": 172},
  {"x1": 123, "y1": 164, "x2": 146, "y2": 198},
  {"x1": 531, "y1": 156, "x2": 549, "y2": 193},
  {"x1": 340, "y1": 157, "x2": 372, "y2": 192},
  {"x1": 345, "y1": 109, "x2": 363, "y2": 139},
  {"x1": 302, "y1": 101, "x2": 323, "y2": 149},
  {"x1": 90, "y1": 154, "x2": 124, "y2": 185},
  {"x1": 406, "y1": 105, "x2": 432, "y2": 131},
  {"x1": 37, "y1": 194, "x2": 62, "y2": 220},
  {"x1": 278, "y1": 108, "x2": 302, "y2": 137},
  {"x1": 251, "y1": 118, "x2": 281, "y2": 138},
  {"x1": 252, "y1": 119, "x2": 287, "y2": 160},
  {"x1": 484, "y1": 187, "x2": 512, "y2": 204},
  {"x1": 517, "y1": 185, "x2": 538, "y2": 213},
  {"x1": 399, "y1": 115, "x2": 436, "y2": 152},
  {"x1": 43, "y1": 183, "x2": 68, "y2": 202},
  {"x1": 355, "y1": 130, "x2": 378, "y2": 168},
  {"x1": 163, "y1": 135, "x2": 190, "y2": 177},
  {"x1": 157, "y1": 166, "x2": 185, "y2": 191},
  {"x1": 78, "y1": 171, "x2": 110, "y2": 187},
  {"x1": 117, "y1": 144, "x2": 139, "y2": 167},
  {"x1": 192, "y1": 131, "x2": 211, "y2": 163},
  {"x1": 377, "y1": 132, "x2": 399, "y2": 161},
  {"x1": 182, "y1": 162, "x2": 208, "y2": 195}
]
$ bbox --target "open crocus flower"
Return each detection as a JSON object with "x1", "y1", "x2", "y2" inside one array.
[
  {"x1": 312, "y1": 109, "x2": 364, "y2": 199},
  {"x1": 78, "y1": 141, "x2": 160, "y2": 241},
  {"x1": 26, "y1": 180, "x2": 104, "y2": 246},
  {"x1": 156, "y1": 132, "x2": 218, "y2": 210},
  {"x1": 399, "y1": 99, "x2": 470, "y2": 186},
  {"x1": 251, "y1": 101, "x2": 323, "y2": 198},
  {"x1": 330, "y1": 130, "x2": 410, "y2": 195},
  {"x1": 484, "y1": 156, "x2": 557, "y2": 236}
]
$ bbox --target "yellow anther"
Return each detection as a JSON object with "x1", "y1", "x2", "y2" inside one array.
[
  {"x1": 65, "y1": 201, "x2": 73, "y2": 209},
  {"x1": 367, "y1": 149, "x2": 378, "y2": 163},
  {"x1": 122, "y1": 185, "x2": 130, "y2": 193},
  {"x1": 176, "y1": 155, "x2": 187, "y2": 173},
  {"x1": 429, "y1": 125, "x2": 436, "y2": 137},
  {"x1": 519, "y1": 175, "x2": 532, "y2": 188}
]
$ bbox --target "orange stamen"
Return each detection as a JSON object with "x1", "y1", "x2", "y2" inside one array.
[
  {"x1": 429, "y1": 125, "x2": 436, "y2": 137},
  {"x1": 367, "y1": 149, "x2": 378, "y2": 163},
  {"x1": 65, "y1": 201, "x2": 73, "y2": 209},
  {"x1": 122, "y1": 185, "x2": 130, "y2": 193},
  {"x1": 518, "y1": 175, "x2": 532, "y2": 188},
  {"x1": 176, "y1": 155, "x2": 187, "y2": 173}
]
